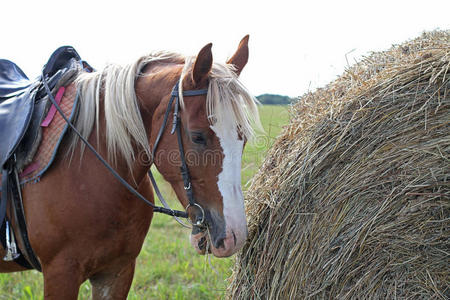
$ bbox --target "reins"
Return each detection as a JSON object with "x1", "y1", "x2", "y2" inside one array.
[{"x1": 42, "y1": 72, "x2": 208, "y2": 226}]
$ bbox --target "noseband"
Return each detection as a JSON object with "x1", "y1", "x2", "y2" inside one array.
[{"x1": 42, "y1": 75, "x2": 208, "y2": 228}]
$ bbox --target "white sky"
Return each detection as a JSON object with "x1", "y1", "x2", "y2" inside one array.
[{"x1": 1, "y1": 0, "x2": 449, "y2": 98}]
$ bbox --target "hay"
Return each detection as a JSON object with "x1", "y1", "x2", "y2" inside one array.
[{"x1": 228, "y1": 30, "x2": 450, "y2": 299}]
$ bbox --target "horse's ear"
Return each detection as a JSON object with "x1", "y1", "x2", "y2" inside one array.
[
  {"x1": 192, "y1": 43, "x2": 213, "y2": 85},
  {"x1": 227, "y1": 35, "x2": 249, "y2": 76}
]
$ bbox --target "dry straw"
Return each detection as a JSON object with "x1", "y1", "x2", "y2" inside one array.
[{"x1": 228, "y1": 30, "x2": 449, "y2": 299}]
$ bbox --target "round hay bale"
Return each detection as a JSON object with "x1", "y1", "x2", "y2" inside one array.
[{"x1": 228, "y1": 30, "x2": 449, "y2": 299}]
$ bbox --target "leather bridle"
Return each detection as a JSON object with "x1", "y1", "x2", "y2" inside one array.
[
  {"x1": 43, "y1": 74, "x2": 208, "y2": 228},
  {"x1": 148, "y1": 82, "x2": 208, "y2": 228}
]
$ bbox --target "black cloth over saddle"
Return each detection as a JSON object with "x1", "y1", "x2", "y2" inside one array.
[
  {"x1": 0, "y1": 46, "x2": 82, "y2": 170},
  {"x1": 0, "y1": 46, "x2": 84, "y2": 271}
]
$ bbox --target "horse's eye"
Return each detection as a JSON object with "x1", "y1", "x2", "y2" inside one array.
[{"x1": 191, "y1": 132, "x2": 206, "y2": 145}]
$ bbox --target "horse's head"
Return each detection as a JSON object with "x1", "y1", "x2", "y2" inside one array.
[{"x1": 137, "y1": 36, "x2": 259, "y2": 257}]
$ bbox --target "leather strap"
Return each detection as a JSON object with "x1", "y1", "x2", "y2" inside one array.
[
  {"x1": 151, "y1": 91, "x2": 176, "y2": 159},
  {"x1": 147, "y1": 82, "x2": 206, "y2": 228},
  {"x1": 148, "y1": 171, "x2": 190, "y2": 228},
  {"x1": 173, "y1": 86, "x2": 208, "y2": 97},
  {"x1": 0, "y1": 162, "x2": 37, "y2": 270},
  {"x1": 9, "y1": 167, "x2": 42, "y2": 271},
  {"x1": 0, "y1": 168, "x2": 9, "y2": 229},
  {"x1": 174, "y1": 100, "x2": 195, "y2": 206},
  {"x1": 149, "y1": 82, "x2": 207, "y2": 228},
  {"x1": 41, "y1": 72, "x2": 189, "y2": 218}
]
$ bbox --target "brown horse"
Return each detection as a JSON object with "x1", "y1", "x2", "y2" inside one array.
[{"x1": 0, "y1": 36, "x2": 260, "y2": 299}]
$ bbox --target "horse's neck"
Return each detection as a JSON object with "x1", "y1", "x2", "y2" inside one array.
[
  {"x1": 80, "y1": 95, "x2": 154, "y2": 189},
  {"x1": 131, "y1": 72, "x2": 178, "y2": 181},
  {"x1": 124, "y1": 91, "x2": 162, "y2": 183}
]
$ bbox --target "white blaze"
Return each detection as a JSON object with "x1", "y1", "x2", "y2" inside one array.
[{"x1": 210, "y1": 124, "x2": 247, "y2": 249}]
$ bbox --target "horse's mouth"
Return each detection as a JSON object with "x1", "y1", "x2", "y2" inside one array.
[
  {"x1": 191, "y1": 226, "x2": 210, "y2": 254},
  {"x1": 197, "y1": 236, "x2": 210, "y2": 253},
  {"x1": 190, "y1": 217, "x2": 247, "y2": 257}
]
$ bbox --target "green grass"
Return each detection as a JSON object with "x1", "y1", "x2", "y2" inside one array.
[
  {"x1": 0, "y1": 105, "x2": 290, "y2": 299},
  {"x1": 242, "y1": 105, "x2": 290, "y2": 184}
]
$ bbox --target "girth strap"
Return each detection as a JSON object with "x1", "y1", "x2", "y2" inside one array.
[
  {"x1": 9, "y1": 166, "x2": 42, "y2": 271},
  {"x1": 0, "y1": 168, "x2": 9, "y2": 231},
  {"x1": 1, "y1": 162, "x2": 40, "y2": 271}
]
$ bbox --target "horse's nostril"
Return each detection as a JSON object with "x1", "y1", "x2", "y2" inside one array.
[
  {"x1": 213, "y1": 234, "x2": 226, "y2": 249},
  {"x1": 232, "y1": 230, "x2": 237, "y2": 246}
]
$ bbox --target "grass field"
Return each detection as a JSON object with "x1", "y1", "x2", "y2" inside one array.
[{"x1": 0, "y1": 105, "x2": 290, "y2": 299}]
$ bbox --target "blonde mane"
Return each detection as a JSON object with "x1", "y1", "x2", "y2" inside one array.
[{"x1": 69, "y1": 52, "x2": 260, "y2": 168}]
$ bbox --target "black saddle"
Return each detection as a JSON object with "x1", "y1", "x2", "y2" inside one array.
[{"x1": 0, "y1": 46, "x2": 82, "y2": 170}]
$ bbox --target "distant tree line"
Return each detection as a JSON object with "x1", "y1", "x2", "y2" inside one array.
[{"x1": 256, "y1": 94, "x2": 293, "y2": 105}]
